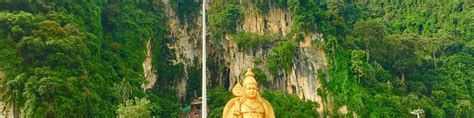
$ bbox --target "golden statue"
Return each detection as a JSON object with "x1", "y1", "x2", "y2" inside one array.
[{"x1": 223, "y1": 69, "x2": 275, "y2": 118}]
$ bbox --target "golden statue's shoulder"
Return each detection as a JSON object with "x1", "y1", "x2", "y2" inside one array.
[{"x1": 223, "y1": 97, "x2": 240, "y2": 112}]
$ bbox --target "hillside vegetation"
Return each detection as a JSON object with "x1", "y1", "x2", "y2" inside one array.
[{"x1": 207, "y1": 0, "x2": 473, "y2": 117}]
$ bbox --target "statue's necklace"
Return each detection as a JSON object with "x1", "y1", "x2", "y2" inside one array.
[{"x1": 244, "y1": 101, "x2": 260, "y2": 110}]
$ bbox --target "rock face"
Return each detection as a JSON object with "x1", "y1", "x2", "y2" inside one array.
[
  {"x1": 0, "y1": 101, "x2": 5, "y2": 118},
  {"x1": 156, "y1": 1, "x2": 329, "y2": 114},
  {"x1": 217, "y1": 5, "x2": 329, "y2": 115},
  {"x1": 240, "y1": 8, "x2": 291, "y2": 36},
  {"x1": 161, "y1": 0, "x2": 203, "y2": 96},
  {"x1": 225, "y1": 8, "x2": 294, "y2": 87},
  {"x1": 0, "y1": 71, "x2": 14, "y2": 118},
  {"x1": 143, "y1": 40, "x2": 157, "y2": 90}
]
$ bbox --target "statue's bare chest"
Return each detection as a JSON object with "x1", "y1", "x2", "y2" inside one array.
[{"x1": 241, "y1": 101, "x2": 265, "y2": 118}]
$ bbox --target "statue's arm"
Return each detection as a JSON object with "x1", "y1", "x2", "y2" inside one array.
[
  {"x1": 260, "y1": 99, "x2": 275, "y2": 118},
  {"x1": 223, "y1": 98, "x2": 241, "y2": 118}
]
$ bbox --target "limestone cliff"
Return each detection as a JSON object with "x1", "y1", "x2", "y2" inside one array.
[
  {"x1": 0, "y1": 71, "x2": 14, "y2": 118},
  {"x1": 156, "y1": 1, "x2": 330, "y2": 114},
  {"x1": 160, "y1": 0, "x2": 203, "y2": 97},
  {"x1": 143, "y1": 40, "x2": 157, "y2": 90},
  {"x1": 209, "y1": 4, "x2": 329, "y2": 115}
]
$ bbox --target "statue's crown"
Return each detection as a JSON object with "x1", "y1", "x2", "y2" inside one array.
[{"x1": 243, "y1": 69, "x2": 257, "y2": 86}]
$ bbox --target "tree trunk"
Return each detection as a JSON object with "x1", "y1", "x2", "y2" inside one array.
[
  {"x1": 433, "y1": 51, "x2": 437, "y2": 69},
  {"x1": 366, "y1": 40, "x2": 369, "y2": 62},
  {"x1": 401, "y1": 72, "x2": 405, "y2": 84},
  {"x1": 357, "y1": 75, "x2": 360, "y2": 84},
  {"x1": 13, "y1": 102, "x2": 19, "y2": 118}
]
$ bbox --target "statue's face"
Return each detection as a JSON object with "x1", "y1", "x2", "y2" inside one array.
[{"x1": 244, "y1": 84, "x2": 258, "y2": 99}]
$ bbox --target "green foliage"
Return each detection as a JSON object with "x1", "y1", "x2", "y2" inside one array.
[
  {"x1": 433, "y1": 54, "x2": 474, "y2": 117},
  {"x1": 353, "y1": 19, "x2": 385, "y2": 40},
  {"x1": 322, "y1": 1, "x2": 474, "y2": 117},
  {"x1": 0, "y1": 1, "x2": 179, "y2": 117},
  {"x1": 117, "y1": 97, "x2": 152, "y2": 118},
  {"x1": 241, "y1": 0, "x2": 288, "y2": 15},
  {"x1": 327, "y1": 49, "x2": 366, "y2": 112},
  {"x1": 0, "y1": 12, "x2": 38, "y2": 40},
  {"x1": 254, "y1": 0, "x2": 270, "y2": 15},
  {"x1": 252, "y1": 68, "x2": 268, "y2": 87},
  {"x1": 352, "y1": 19, "x2": 386, "y2": 61},
  {"x1": 212, "y1": 1, "x2": 474, "y2": 117},
  {"x1": 208, "y1": 86, "x2": 233, "y2": 118},
  {"x1": 350, "y1": 50, "x2": 372, "y2": 83},
  {"x1": 367, "y1": 1, "x2": 473, "y2": 41},
  {"x1": 1, "y1": 1, "x2": 472, "y2": 117},
  {"x1": 383, "y1": 34, "x2": 423, "y2": 76},
  {"x1": 364, "y1": 93, "x2": 407, "y2": 117},
  {"x1": 232, "y1": 32, "x2": 271, "y2": 51},
  {"x1": 17, "y1": 21, "x2": 89, "y2": 72},
  {"x1": 274, "y1": 0, "x2": 289, "y2": 9},
  {"x1": 169, "y1": 0, "x2": 201, "y2": 24},
  {"x1": 287, "y1": 0, "x2": 320, "y2": 35},
  {"x1": 185, "y1": 63, "x2": 202, "y2": 103},
  {"x1": 19, "y1": 67, "x2": 91, "y2": 117},
  {"x1": 267, "y1": 40, "x2": 297, "y2": 76},
  {"x1": 209, "y1": 3, "x2": 243, "y2": 43},
  {"x1": 147, "y1": 90, "x2": 181, "y2": 118},
  {"x1": 262, "y1": 90, "x2": 319, "y2": 118},
  {"x1": 0, "y1": 1, "x2": 53, "y2": 12}
]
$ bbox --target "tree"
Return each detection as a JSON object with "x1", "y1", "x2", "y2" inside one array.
[
  {"x1": 17, "y1": 20, "x2": 89, "y2": 72},
  {"x1": 384, "y1": 34, "x2": 423, "y2": 81},
  {"x1": 353, "y1": 19, "x2": 385, "y2": 62},
  {"x1": 350, "y1": 50, "x2": 372, "y2": 83},
  {"x1": 19, "y1": 67, "x2": 87, "y2": 117},
  {"x1": 117, "y1": 97, "x2": 152, "y2": 118},
  {"x1": 430, "y1": 35, "x2": 454, "y2": 69},
  {"x1": 208, "y1": 86, "x2": 233, "y2": 118}
]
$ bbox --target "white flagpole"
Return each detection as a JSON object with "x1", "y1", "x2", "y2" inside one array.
[{"x1": 201, "y1": 0, "x2": 207, "y2": 117}]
